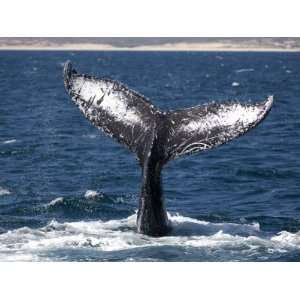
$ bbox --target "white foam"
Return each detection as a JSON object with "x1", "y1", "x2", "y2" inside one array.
[
  {"x1": 232, "y1": 82, "x2": 240, "y2": 87},
  {"x1": 3, "y1": 139, "x2": 17, "y2": 144},
  {"x1": 0, "y1": 187, "x2": 11, "y2": 196},
  {"x1": 0, "y1": 213, "x2": 298, "y2": 261},
  {"x1": 47, "y1": 197, "x2": 64, "y2": 207},
  {"x1": 235, "y1": 68, "x2": 254, "y2": 73},
  {"x1": 84, "y1": 190, "x2": 99, "y2": 198},
  {"x1": 271, "y1": 231, "x2": 300, "y2": 247}
]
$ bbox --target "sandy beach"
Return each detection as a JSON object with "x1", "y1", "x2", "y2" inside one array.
[
  {"x1": 1, "y1": 44, "x2": 300, "y2": 51},
  {"x1": 1, "y1": 38, "x2": 300, "y2": 51}
]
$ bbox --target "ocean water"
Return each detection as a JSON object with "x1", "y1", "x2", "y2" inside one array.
[{"x1": 0, "y1": 51, "x2": 299, "y2": 261}]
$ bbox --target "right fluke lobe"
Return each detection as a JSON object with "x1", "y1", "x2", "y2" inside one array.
[{"x1": 164, "y1": 95, "x2": 274, "y2": 160}]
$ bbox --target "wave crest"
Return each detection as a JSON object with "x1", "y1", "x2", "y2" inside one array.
[{"x1": 0, "y1": 186, "x2": 11, "y2": 196}]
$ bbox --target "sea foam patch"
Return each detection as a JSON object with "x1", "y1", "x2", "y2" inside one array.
[
  {"x1": 0, "y1": 213, "x2": 299, "y2": 261},
  {"x1": 0, "y1": 187, "x2": 11, "y2": 196}
]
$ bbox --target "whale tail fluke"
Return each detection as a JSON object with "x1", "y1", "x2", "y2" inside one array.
[
  {"x1": 63, "y1": 61, "x2": 273, "y2": 236},
  {"x1": 63, "y1": 61, "x2": 273, "y2": 164},
  {"x1": 64, "y1": 61, "x2": 159, "y2": 162},
  {"x1": 164, "y1": 96, "x2": 273, "y2": 161}
]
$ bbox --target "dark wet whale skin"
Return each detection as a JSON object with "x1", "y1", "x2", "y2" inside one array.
[{"x1": 63, "y1": 61, "x2": 273, "y2": 236}]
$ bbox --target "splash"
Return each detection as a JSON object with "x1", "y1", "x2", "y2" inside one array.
[{"x1": 0, "y1": 213, "x2": 299, "y2": 261}]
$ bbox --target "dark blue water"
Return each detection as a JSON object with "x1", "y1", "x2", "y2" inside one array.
[{"x1": 0, "y1": 51, "x2": 299, "y2": 261}]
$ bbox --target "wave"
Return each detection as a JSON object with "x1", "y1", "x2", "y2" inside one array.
[
  {"x1": 39, "y1": 193, "x2": 130, "y2": 221},
  {"x1": 45, "y1": 191, "x2": 104, "y2": 208},
  {"x1": 47, "y1": 197, "x2": 64, "y2": 207},
  {"x1": 2, "y1": 139, "x2": 17, "y2": 144},
  {"x1": 0, "y1": 213, "x2": 299, "y2": 261},
  {"x1": 82, "y1": 134, "x2": 97, "y2": 139},
  {"x1": 235, "y1": 68, "x2": 254, "y2": 73},
  {"x1": 0, "y1": 187, "x2": 11, "y2": 196}
]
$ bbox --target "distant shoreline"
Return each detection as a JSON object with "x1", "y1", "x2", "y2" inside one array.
[{"x1": 1, "y1": 43, "x2": 300, "y2": 52}]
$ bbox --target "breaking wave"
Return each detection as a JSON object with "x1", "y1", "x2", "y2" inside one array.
[
  {"x1": 0, "y1": 213, "x2": 299, "y2": 261},
  {"x1": 47, "y1": 197, "x2": 64, "y2": 207},
  {"x1": 44, "y1": 192, "x2": 125, "y2": 207}
]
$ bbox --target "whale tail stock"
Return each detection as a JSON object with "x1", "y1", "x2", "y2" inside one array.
[{"x1": 63, "y1": 61, "x2": 273, "y2": 236}]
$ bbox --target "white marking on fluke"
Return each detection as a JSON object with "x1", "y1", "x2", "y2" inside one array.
[
  {"x1": 181, "y1": 97, "x2": 273, "y2": 133},
  {"x1": 84, "y1": 190, "x2": 99, "y2": 198},
  {"x1": 99, "y1": 89, "x2": 141, "y2": 125}
]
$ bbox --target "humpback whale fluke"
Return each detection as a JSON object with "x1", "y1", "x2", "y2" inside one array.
[{"x1": 63, "y1": 61, "x2": 273, "y2": 236}]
